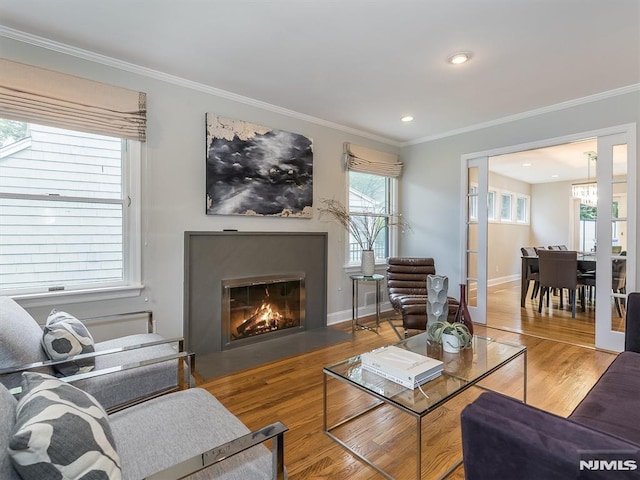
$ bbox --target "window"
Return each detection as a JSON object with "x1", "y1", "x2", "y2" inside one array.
[
  {"x1": 500, "y1": 193, "x2": 513, "y2": 221},
  {"x1": 516, "y1": 196, "x2": 528, "y2": 223},
  {"x1": 487, "y1": 191, "x2": 496, "y2": 220},
  {"x1": 0, "y1": 120, "x2": 140, "y2": 296},
  {"x1": 348, "y1": 170, "x2": 396, "y2": 264}
]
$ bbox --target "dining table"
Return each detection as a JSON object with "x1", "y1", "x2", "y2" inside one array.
[{"x1": 520, "y1": 253, "x2": 597, "y2": 307}]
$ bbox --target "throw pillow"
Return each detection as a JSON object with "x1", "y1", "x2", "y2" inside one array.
[
  {"x1": 8, "y1": 372, "x2": 122, "y2": 480},
  {"x1": 41, "y1": 309, "x2": 96, "y2": 376}
]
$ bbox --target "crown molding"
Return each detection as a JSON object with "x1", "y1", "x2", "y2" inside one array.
[
  {"x1": 3, "y1": 26, "x2": 636, "y2": 150},
  {"x1": 402, "y1": 83, "x2": 640, "y2": 147},
  {"x1": 0, "y1": 26, "x2": 401, "y2": 147}
]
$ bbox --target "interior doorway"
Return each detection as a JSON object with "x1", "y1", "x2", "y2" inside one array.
[{"x1": 463, "y1": 124, "x2": 636, "y2": 351}]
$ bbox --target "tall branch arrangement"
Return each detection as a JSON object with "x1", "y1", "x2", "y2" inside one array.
[{"x1": 317, "y1": 198, "x2": 409, "y2": 251}]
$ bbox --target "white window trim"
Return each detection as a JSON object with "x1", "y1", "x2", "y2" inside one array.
[
  {"x1": 2, "y1": 139, "x2": 144, "y2": 304},
  {"x1": 500, "y1": 192, "x2": 514, "y2": 222},
  {"x1": 487, "y1": 187, "x2": 530, "y2": 225},
  {"x1": 487, "y1": 190, "x2": 497, "y2": 221},
  {"x1": 516, "y1": 194, "x2": 530, "y2": 224}
]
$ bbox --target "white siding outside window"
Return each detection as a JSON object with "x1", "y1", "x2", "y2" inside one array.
[{"x1": 0, "y1": 122, "x2": 140, "y2": 298}]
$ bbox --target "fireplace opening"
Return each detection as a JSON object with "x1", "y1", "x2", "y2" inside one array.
[{"x1": 222, "y1": 273, "x2": 305, "y2": 349}]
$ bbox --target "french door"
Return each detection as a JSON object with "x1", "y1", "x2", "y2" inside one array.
[
  {"x1": 594, "y1": 132, "x2": 636, "y2": 351},
  {"x1": 462, "y1": 124, "x2": 636, "y2": 351}
]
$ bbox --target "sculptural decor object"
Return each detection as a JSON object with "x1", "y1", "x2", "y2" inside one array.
[
  {"x1": 454, "y1": 283, "x2": 473, "y2": 335},
  {"x1": 426, "y1": 274, "x2": 448, "y2": 329}
]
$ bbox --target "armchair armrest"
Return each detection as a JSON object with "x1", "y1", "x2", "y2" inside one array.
[
  {"x1": 626, "y1": 292, "x2": 640, "y2": 353},
  {"x1": 0, "y1": 336, "x2": 186, "y2": 376},
  {"x1": 145, "y1": 421, "x2": 288, "y2": 480},
  {"x1": 80, "y1": 309, "x2": 155, "y2": 334}
]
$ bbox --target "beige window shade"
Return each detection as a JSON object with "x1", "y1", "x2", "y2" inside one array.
[
  {"x1": 344, "y1": 143, "x2": 403, "y2": 177},
  {"x1": 0, "y1": 59, "x2": 146, "y2": 142}
]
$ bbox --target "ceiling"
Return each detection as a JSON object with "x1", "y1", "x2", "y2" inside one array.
[
  {"x1": 489, "y1": 138, "x2": 633, "y2": 185},
  {"x1": 1, "y1": 0, "x2": 639, "y2": 148}
]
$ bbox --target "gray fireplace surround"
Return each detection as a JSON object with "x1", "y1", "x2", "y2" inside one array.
[{"x1": 184, "y1": 231, "x2": 329, "y2": 358}]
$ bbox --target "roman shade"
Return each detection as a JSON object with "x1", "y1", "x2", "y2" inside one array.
[
  {"x1": 344, "y1": 142, "x2": 403, "y2": 177},
  {"x1": 0, "y1": 58, "x2": 146, "y2": 142}
]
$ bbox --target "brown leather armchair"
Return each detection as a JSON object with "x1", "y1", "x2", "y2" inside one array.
[{"x1": 386, "y1": 257, "x2": 459, "y2": 338}]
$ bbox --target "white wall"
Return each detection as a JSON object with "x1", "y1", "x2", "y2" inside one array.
[
  {"x1": 2, "y1": 37, "x2": 399, "y2": 336},
  {"x1": 399, "y1": 91, "x2": 640, "y2": 295},
  {"x1": 530, "y1": 181, "x2": 574, "y2": 249},
  {"x1": 487, "y1": 172, "x2": 532, "y2": 282}
]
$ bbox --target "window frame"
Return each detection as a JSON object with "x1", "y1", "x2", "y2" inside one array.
[
  {"x1": 500, "y1": 193, "x2": 513, "y2": 222},
  {"x1": 487, "y1": 190, "x2": 497, "y2": 221},
  {"x1": 516, "y1": 195, "x2": 529, "y2": 224},
  {"x1": 0, "y1": 125, "x2": 143, "y2": 306},
  {"x1": 346, "y1": 171, "x2": 399, "y2": 270}
]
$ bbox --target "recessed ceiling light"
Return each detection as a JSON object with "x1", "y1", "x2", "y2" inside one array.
[
  {"x1": 401, "y1": 116, "x2": 414, "y2": 122},
  {"x1": 447, "y1": 52, "x2": 472, "y2": 65},
  {"x1": 551, "y1": 174, "x2": 559, "y2": 178},
  {"x1": 522, "y1": 163, "x2": 532, "y2": 167}
]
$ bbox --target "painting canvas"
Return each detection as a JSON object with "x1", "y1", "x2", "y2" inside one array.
[{"x1": 206, "y1": 114, "x2": 313, "y2": 217}]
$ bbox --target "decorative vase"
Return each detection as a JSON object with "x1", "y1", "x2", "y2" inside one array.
[
  {"x1": 454, "y1": 283, "x2": 474, "y2": 335},
  {"x1": 361, "y1": 250, "x2": 375, "y2": 276},
  {"x1": 426, "y1": 274, "x2": 448, "y2": 330},
  {"x1": 442, "y1": 332, "x2": 461, "y2": 353}
]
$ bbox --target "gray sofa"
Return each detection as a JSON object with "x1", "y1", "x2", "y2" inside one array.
[
  {"x1": 461, "y1": 292, "x2": 640, "y2": 479},
  {"x1": 0, "y1": 374, "x2": 287, "y2": 479},
  {"x1": 0, "y1": 296, "x2": 188, "y2": 412}
]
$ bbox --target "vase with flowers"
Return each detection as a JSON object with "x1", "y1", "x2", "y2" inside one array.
[{"x1": 318, "y1": 198, "x2": 409, "y2": 276}]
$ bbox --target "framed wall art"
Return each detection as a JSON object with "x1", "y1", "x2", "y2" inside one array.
[{"x1": 206, "y1": 114, "x2": 313, "y2": 217}]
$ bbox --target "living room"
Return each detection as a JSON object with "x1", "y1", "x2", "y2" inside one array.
[{"x1": 1, "y1": 1, "x2": 640, "y2": 478}]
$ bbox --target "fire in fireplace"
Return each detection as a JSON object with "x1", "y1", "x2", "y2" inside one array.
[{"x1": 222, "y1": 273, "x2": 305, "y2": 349}]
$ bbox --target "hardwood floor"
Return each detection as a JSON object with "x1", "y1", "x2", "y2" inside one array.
[
  {"x1": 197, "y1": 295, "x2": 617, "y2": 479},
  {"x1": 486, "y1": 280, "x2": 626, "y2": 348},
  {"x1": 487, "y1": 280, "x2": 597, "y2": 347}
]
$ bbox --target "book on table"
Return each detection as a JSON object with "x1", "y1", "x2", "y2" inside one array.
[{"x1": 360, "y1": 345, "x2": 444, "y2": 389}]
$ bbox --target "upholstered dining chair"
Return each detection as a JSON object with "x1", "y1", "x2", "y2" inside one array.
[
  {"x1": 537, "y1": 250, "x2": 584, "y2": 318},
  {"x1": 520, "y1": 247, "x2": 540, "y2": 300}
]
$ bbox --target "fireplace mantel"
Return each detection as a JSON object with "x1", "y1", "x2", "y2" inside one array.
[{"x1": 184, "y1": 231, "x2": 327, "y2": 356}]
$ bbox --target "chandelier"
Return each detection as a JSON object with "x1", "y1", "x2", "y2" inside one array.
[{"x1": 572, "y1": 152, "x2": 597, "y2": 206}]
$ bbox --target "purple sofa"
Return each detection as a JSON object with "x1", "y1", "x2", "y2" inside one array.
[{"x1": 461, "y1": 292, "x2": 640, "y2": 479}]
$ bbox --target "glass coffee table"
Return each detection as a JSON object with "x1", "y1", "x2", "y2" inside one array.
[{"x1": 323, "y1": 333, "x2": 527, "y2": 479}]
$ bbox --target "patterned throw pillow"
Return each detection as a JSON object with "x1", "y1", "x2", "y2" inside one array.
[
  {"x1": 8, "y1": 372, "x2": 122, "y2": 479},
  {"x1": 42, "y1": 309, "x2": 96, "y2": 375}
]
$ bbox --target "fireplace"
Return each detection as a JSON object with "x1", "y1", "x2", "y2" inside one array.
[
  {"x1": 222, "y1": 273, "x2": 305, "y2": 349},
  {"x1": 185, "y1": 231, "x2": 327, "y2": 357}
]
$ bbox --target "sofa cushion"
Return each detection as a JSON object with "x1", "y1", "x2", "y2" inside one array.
[
  {"x1": 8, "y1": 372, "x2": 121, "y2": 480},
  {"x1": 110, "y1": 388, "x2": 272, "y2": 480},
  {"x1": 74, "y1": 333, "x2": 179, "y2": 411},
  {"x1": 42, "y1": 310, "x2": 96, "y2": 375},
  {"x1": 569, "y1": 351, "x2": 640, "y2": 445},
  {"x1": 0, "y1": 297, "x2": 53, "y2": 390}
]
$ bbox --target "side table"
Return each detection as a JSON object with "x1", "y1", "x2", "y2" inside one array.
[{"x1": 350, "y1": 274, "x2": 384, "y2": 333}]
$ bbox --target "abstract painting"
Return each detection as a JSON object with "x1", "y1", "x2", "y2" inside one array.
[{"x1": 206, "y1": 114, "x2": 313, "y2": 217}]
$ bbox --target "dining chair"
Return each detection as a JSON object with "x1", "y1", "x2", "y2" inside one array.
[
  {"x1": 537, "y1": 250, "x2": 584, "y2": 318},
  {"x1": 520, "y1": 247, "x2": 539, "y2": 300},
  {"x1": 612, "y1": 256, "x2": 627, "y2": 317}
]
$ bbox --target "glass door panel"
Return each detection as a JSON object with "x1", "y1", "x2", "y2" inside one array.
[
  {"x1": 596, "y1": 134, "x2": 634, "y2": 352},
  {"x1": 464, "y1": 161, "x2": 486, "y2": 322}
]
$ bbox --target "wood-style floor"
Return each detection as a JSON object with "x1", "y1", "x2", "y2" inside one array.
[
  {"x1": 486, "y1": 280, "x2": 625, "y2": 348},
  {"x1": 197, "y1": 285, "x2": 617, "y2": 479}
]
